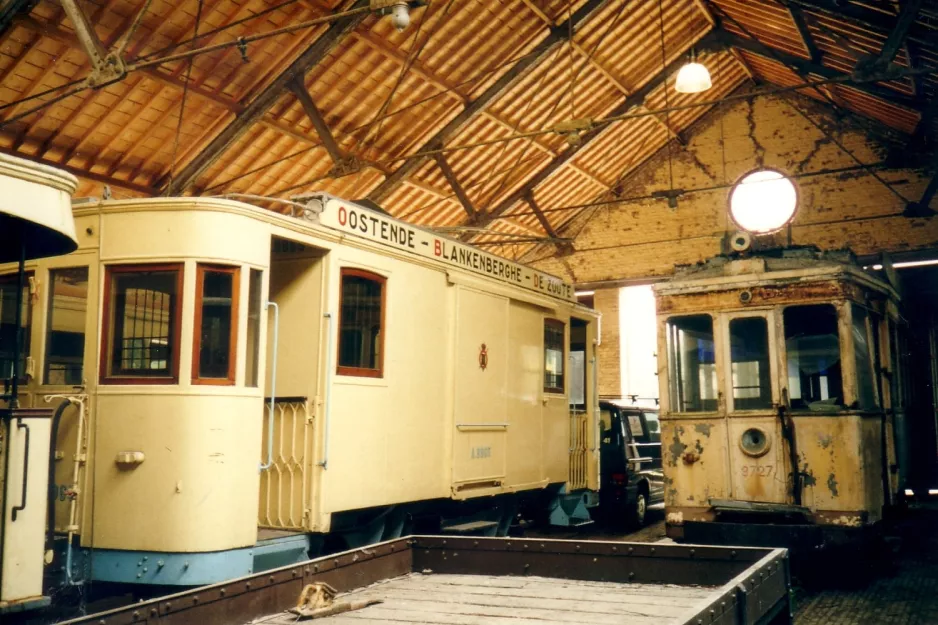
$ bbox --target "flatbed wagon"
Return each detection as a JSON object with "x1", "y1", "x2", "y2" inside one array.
[{"x1": 61, "y1": 536, "x2": 791, "y2": 625}]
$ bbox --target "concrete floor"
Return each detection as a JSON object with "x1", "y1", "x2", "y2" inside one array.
[{"x1": 529, "y1": 502, "x2": 938, "y2": 625}]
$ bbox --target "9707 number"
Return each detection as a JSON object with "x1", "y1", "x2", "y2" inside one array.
[{"x1": 741, "y1": 464, "x2": 774, "y2": 478}]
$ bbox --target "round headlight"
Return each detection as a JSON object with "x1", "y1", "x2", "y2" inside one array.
[{"x1": 739, "y1": 427, "x2": 771, "y2": 457}]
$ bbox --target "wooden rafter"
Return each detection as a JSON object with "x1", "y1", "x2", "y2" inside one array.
[
  {"x1": 364, "y1": 0, "x2": 610, "y2": 205},
  {"x1": 164, "y1": 0, "x2": 371, "y2": 194}
]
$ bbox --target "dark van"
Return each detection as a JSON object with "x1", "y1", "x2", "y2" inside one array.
[{"x1": 598, "y1": 400, "x2": 664, "y2": 527}]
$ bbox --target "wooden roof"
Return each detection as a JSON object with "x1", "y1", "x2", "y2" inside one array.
[{"x1": 0, "y1": 0, "x2": 935, "y2": 259}]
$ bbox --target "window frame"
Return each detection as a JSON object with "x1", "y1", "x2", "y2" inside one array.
[
  {"x1": 665, "y1": 313, "x2": 719, "y2": 414},
  {"x1": 724, "y1": 311, "x2": 777, "y2": 413},
  {"x1": 543, "y1": 317, "x2": 565, "y2": 394},
  {"x1": 43, "y1": 266, "x2": 90, "y2": 386},
  {"x1": 336, "y1": 267, "x2": 386, "y2": 379},
  {"x1": 192, "y1": 264, "x2": 240, "y2": 386},
  {"x1": 99, "y1": 263, "x2": 184, "y2": 385},
  {"x1": 781, "y1": 303, "x2": 844, "y2": 413},
  {"x1": 0, "y1": 270, "x2": 34, "y2": 383}
]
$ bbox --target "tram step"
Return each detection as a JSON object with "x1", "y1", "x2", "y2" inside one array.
[
  {"x1": 440, "y1": 520, "x2": 499, "y2": 534},
  {"x1": 567, "y1": 517, "x2": 595, "y2": 527}
]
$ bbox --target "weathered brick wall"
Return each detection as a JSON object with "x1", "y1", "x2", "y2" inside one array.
[
  {"x1": 594, "y1": 287, "x2": 621, "y2": 398},
  {"x1": 531, "y1": 93, "x2": 936, "y2": 284}
]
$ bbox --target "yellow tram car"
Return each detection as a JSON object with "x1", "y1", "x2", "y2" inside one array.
[
  {"x1": 655, "y1": 249, "x2": 908, "y2": 547},
  {"x1": 1, "y1": 192, "x2": 601, "y2": 593}
]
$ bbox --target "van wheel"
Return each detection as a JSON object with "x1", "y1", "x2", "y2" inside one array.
[{"x1": 628, "y1": 489, "x2": 648, "y2": 528}]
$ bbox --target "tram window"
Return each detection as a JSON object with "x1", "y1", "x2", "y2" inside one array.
[
  {"x1": 0, "y1": 272, "x2": 31, "y2": 382},
  {"x1": 194, "y1": 265, "x2": 239, "y2": 384},
  {"x1": 784, "y1": 305, "x2": 842, "y2": 410},
  {"x1": 101, "y1": 265, "x2": 182, "y2": 383},
  {"x1": 729, "y1": 317, "x2": 772, "y2": 410},
  {"x1": 45, "y1": 267, "x2": 89, "y2": 385},
  {"x1": 666, "y1": 315, "x2": 717, "y2": 412},
  {"x1": 544, "y1": 319, "x2": 565, "y2": 393},
  {"x1": 245, "y1": 269, "x2": 263, "y2": 388},
  {"x1": 851, "y1": 305, "x2": 878, "y2": 410},
  {"x1": 337, "y1": 268, "x2": 385, "y2": 377}
]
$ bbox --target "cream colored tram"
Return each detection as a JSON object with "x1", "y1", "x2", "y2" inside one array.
[
  {"x1": 654, "y1": 250, "x2": 906, "y2": 547},
  {"x1": 1, "y1": 194, "x2": 600, "y2": 588}
]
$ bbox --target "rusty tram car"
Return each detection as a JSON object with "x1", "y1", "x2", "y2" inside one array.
[{"x1": 654, "y1": 249, "x2": 909, "y2": 547}]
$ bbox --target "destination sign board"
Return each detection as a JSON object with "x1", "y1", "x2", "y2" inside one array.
[{"x1": 317, "y1": 197, "x2": 575, "y2": 302}]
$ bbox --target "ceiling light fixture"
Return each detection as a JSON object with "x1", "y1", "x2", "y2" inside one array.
[
  {"x1": 390, "y1": 2, "x2": 410, "y2": 31},
  {"x1": 674, "y1": 50, "x2": 712, "y2": 94}
]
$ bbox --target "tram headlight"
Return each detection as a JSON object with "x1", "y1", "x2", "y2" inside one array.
[{"x1": 739, "y1": 427, "x2": 771, "y2": 457}]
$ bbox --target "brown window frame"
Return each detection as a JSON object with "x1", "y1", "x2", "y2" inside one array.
[
  {"x1": 336, "y1": 267, "x2": 386, "y2": 379},
  {"x1": 99, "y1": 263, "x2": 184, "y2": 385},
  {"x1": 544, "y1": 318, "x2": 565, "y2": 394},
  {"x1": 192, "y1": 264, "x2": 240, "y2": 386}
]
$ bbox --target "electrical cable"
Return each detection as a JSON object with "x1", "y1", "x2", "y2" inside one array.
[
  {"x1": 166, "y1": 0, "x2": 204, "y2": 193},
  {"x1": 707, "y1": 1, "x2": 911, "y2": 204}
]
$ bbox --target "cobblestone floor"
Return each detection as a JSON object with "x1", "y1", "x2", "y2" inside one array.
[
  {"x1": 793, "y1": 502, "x2": 938, "y2": 625},
  {"x1": 527, "y1": 502, "x2": 938, "y2": 625}
]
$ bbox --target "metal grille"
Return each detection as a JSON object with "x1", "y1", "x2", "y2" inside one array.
[
  {"x1": 111, "y1": 272, "x2": 176, "y2": 376},
  {"x1": 259, "y1": 398, "x2": 312, "y2": 531},
  {"x1": 568, "y1": 408, "x2": 589, "y2": 490}
]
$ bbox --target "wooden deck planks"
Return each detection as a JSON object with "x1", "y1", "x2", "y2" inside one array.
[{"x1": 249, "y1": 573, "x2": 720, "y2": 625}]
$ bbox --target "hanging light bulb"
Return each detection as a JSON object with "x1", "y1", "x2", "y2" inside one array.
[
  {"x1": 390, "y1": 2, "x2": 410, "y2": 31},
  {"x1": 674, "y1": 50, "x2": 712, "y2": 94}
]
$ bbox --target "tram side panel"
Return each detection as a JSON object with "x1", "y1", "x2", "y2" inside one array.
[
  {"x1": 317, "y1": 251, "x2": 451, "y2": 524},
  {"x1": 84, "y1": 207, "x2": 270, "y2": 559}
]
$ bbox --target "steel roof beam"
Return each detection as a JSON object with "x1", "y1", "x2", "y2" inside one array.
[
  {"x1": 434, "y1": 153, "x2": 476, "y2": 218},
  {"x1": 469, "y1": 30, "x2": 724, "y2": 230},
  {"x1": 523, "y1": 191, "x2": 559, "y2": 239},
  {"x1": 780, "y1": 0, "x2": 934, "y2": 49},
  {"x1": 855, "y1": 0, "x2": 923, "y2": 74},
  {"x1": 165, "y1": 0, "x2": 370, "y2": 195},
  {"x1": 720, "y1": 30, "x2": 924, "y2": 109},
  {"x1": 788, "y1": 5, "x2": 820, "y2": 63},
  {"x1": 365, "y1": 0, "x2": 610, "y2": 205}
]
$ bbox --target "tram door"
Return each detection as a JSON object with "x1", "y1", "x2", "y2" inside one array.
[
  {"x1": 452, "y1": 287, "x2": 508, "y2": 491},
  {"x1": 719, "y1": 311, "x2": 788, "y2": 504},
  {"x1": 258, "y1": 237, "x2": 326, "y2": 531}
]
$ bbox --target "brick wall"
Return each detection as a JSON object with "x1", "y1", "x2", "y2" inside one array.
[
  {"x1": 594, "y1": 287, "x2": 621, "y2": 398},
  {"x1": 530, "y1": 93, "x2": 936, "y2": 284}
]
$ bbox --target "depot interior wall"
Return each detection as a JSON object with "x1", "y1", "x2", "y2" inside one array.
[{"x1": 530, "y1": 92, "x2": 937, "y2": 286}]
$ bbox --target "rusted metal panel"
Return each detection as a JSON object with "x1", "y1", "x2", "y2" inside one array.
[{"x1": 657, "y1": 280, "x2": 862, "y2": 315}]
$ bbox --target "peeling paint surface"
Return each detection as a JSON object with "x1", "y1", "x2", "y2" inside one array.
[
  {"x1": 828, "y1": 473, "x2": 840, "y2": 498},
  {"x1": 694, "y1": 423, "x2": 712, "y2": 437}
]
